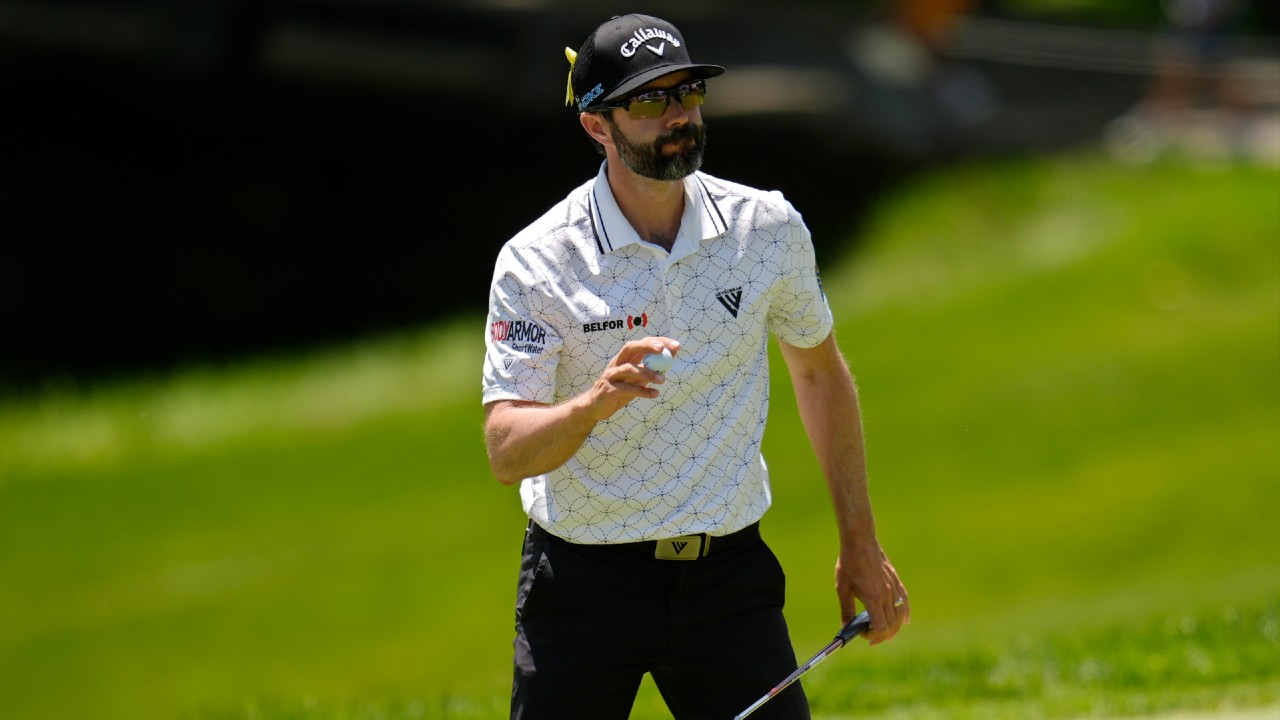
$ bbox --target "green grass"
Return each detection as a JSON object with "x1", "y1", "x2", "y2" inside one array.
[{"x1": 1, "y1": 152, "x2": 1277, "y2": 719}]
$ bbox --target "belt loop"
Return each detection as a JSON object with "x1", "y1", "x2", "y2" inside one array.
[{"x1": 701, "y1": 534, "x2": 711, "y2": 557}]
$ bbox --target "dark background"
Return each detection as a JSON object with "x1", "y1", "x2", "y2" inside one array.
[{"x1": 2, "y1": 0, "x2": 1276, "y2": 394}]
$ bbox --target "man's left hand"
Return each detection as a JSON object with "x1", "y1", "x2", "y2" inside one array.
[{"x1": 835, "y1": 541, "x2": 909, "y2": 646}]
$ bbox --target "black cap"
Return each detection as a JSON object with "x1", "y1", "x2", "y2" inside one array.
[{"x1": 568, "y1": 14, "x2": 725, "y2": 112}]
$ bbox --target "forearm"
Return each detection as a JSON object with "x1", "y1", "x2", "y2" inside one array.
[
  {"x1": 783, "y1": 334, "x2": 908, "y2": 637},
  {"x1": 783, "y1": 337, "x2": 877, "y2": 548},
  {"x1": 484, "y1": 397, "x2": 600, "y2": 485}
]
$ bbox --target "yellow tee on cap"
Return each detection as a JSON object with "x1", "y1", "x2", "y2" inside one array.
[{"x1": 564, "y1": 47, "x2": 578, "y2": 107}]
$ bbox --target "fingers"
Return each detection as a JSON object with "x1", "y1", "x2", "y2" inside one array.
[
  {"x1": 587, "y1": 338, "x2": 683, "y2": 420},
  {"x1": 871, "y1": 588, "x2": 908, "y2": 646},
  {"x1": 617, "y1": 337, "x2": 681, "y2": 365},
  {"x1": 615, "y1": 337, "x2": 682, "y2": 385},
  {"x1": 836, "y1": 548, "x2": 908, "y2": 647},
  {"x1": 838, "y1": 591, "x2": 859, "y2": 626},
  {"x1": 876, "y1": 562, "x2": 908, "y2": 640},
  {"x1": 865, "y1": 571, "x2": 908, "y2": 646}
]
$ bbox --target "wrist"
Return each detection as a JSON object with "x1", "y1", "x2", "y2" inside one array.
[
  {"x1": 572, "y1": 390, "x2": 611, "y2": 425},
  {"x1": 837, "y1": 520, "x2": 878, "y2": 551}
]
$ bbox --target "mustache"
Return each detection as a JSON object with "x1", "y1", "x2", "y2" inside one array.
[{"x1": 653, "y1": 123, "x2": 703, "y2": 149}]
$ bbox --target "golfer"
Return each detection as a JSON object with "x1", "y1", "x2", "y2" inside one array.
[{"x1": 482, "y1": 13, "x2": 908, "y2": 719}]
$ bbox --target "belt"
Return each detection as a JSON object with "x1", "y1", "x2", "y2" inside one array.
[{"x1": 528, "y1": 521, "x2": 761, "y2": 561}]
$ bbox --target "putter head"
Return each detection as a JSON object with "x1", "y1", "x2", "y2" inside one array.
[{"x1": 836, "y1": 610, "x2": 873, "y2": 644}]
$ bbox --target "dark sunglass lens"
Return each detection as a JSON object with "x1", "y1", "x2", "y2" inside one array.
[
  {"x1": 625, "y1": 82, "x2": 705, "y2": 118},
  {"x1": 679, "y1": 93, "x2": 705, "y2": 110},
  {"x1": 629, "y1": 98, "x2": 668, "y2": 119}
]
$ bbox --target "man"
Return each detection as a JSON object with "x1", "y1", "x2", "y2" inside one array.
[{"x1": 482, "y1": 13, "x2": 908, "y2": 719}]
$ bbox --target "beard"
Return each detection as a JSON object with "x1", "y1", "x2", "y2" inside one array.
[{"x1": 607, "y1": 119, "x2": 707, "y2": 181}]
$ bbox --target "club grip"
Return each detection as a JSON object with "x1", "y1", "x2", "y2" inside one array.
[{"x1": 835, "y1": 610, "x2": 873, "y2": 644}]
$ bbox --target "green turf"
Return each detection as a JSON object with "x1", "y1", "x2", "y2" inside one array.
[{"x1": 1, "y1": 152, "x2": 1277, "y2": 719}]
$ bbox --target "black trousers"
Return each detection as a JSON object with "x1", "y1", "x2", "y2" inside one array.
[{"x1": 511, "y1": 521, "x2": 809, "y2": 720}]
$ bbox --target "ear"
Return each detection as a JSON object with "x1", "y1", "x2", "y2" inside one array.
[{"x1": 580, "y1": 112, "x2": 613, "y2": 148}]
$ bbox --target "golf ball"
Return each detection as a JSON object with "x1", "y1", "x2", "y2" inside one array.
[{"x1": 642, "y1": 347, "x2": 674, "y2": 374}]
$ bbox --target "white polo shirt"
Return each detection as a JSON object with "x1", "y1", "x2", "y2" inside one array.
[{"x1": 482, "y1": 162, "x2": 833, "y2": 544}]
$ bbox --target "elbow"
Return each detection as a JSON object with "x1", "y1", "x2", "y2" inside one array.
[
  {"x1": 492, "y1": 467, "x2": 524, "y2": 487},
  {"x1": 486, "y1": 446, "x2": 525, "y2": 486},
  {"x1": 484, "y1": 412, "x2": 520, "y2": 486}
]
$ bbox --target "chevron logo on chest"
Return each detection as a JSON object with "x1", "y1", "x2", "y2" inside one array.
[{"x1": 715, "y1": 287, "x2": 743, "y2": 318}]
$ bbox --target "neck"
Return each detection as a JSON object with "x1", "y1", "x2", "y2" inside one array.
[{"x1": 605, "y1": 159, "x2": 685, "y2": 252}]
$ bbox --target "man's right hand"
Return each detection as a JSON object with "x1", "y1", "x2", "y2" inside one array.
[{"x1": 584, "y1": 337, "x2": 682, "y2": 421}]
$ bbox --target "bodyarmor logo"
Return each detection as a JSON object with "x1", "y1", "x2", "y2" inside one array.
[
  {"x1": 716, "y1": 287, "x2": 743, "y2": 318},
  {"x1": 491, "y1": 319, "x2": 547, "y2": 354}
]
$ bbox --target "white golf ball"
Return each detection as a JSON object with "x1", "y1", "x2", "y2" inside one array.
[{"x1": 642, "y1": 347, "x2": 674, "y2": 374}]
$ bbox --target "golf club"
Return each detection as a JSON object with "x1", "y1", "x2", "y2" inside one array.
[{"x1": 732, "y1": 610, "x2": 873, "y2": 720}]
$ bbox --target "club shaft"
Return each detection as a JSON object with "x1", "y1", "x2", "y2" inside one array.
[
  {"x1": 732, "y1": 611, "x2": 872, "y2": 720},
  {"x1": 733, "y1": 640, "x2": 842, "y2": 720}
]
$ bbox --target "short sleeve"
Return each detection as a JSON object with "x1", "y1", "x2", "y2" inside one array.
[
  {"x1": 482, "y1": 245, "x2": 562, "y2": 406},
  {"x1": 767, "y1": 202, "x2": 834, "y2": 348}
]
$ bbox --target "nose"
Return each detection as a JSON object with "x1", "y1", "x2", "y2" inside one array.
[{"x1": 664, "y1": 94, "x2": 691, "y2": 126}]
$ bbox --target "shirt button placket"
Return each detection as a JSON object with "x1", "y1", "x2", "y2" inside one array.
[{"x1": 661, "y1": 261, "x2": 681, "y2": 338}]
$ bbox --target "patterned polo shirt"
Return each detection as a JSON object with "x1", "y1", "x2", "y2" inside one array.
[{"x1": 482, "y1": 162, "x2": 832, "y2": 543}]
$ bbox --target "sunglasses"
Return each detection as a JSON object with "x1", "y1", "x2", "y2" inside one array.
[{"x1": 586, "y1": 79, "x2": 707, "y2": 119}]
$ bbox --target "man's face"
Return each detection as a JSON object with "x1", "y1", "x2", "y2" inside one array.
[{"x1": 601, "y1": 73, "x2": 707, "y2": 181}]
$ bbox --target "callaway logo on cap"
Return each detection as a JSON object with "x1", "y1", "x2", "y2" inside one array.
[{"x1": 565, "y1": 14, "x2": 725, "y2": 111}]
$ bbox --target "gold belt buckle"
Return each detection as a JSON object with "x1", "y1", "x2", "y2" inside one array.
[{"x1": 655, "y1": 534, "x2": 709, "y2": 561}]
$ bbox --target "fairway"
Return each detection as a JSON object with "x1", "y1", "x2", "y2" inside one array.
[
  {"x1": 1077, "y1": 708, "x2": 1280, "y2": 720},
  {"x1": 815, "y1": 708, "x2": 1280, "y2": 720},
  {"x1": 1, "y1": 152, "x2": 1277, "y2": 719}
]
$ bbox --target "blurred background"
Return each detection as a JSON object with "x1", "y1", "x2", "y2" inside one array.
[
  {"x1": 3, "y1": 0, "x2": 1276, "y2": 391},
  {"x1": 2, "y1": 1, "x2": 1278, "y2": 719}
]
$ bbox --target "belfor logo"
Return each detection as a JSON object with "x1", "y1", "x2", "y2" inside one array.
[{"x1": 582, "y1": 312, "x2": 650, "y2": 334}]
